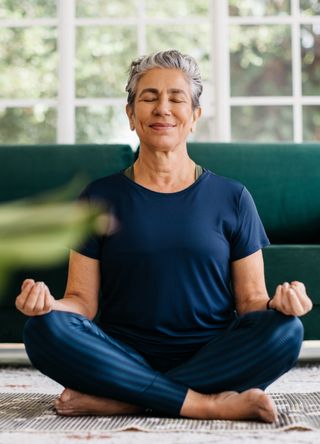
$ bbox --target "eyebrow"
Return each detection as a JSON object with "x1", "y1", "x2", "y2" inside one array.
[{"x1": 138, "y1": 88, "x2": 188, "y2": 97}]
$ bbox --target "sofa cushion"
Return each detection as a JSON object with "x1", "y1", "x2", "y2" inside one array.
[{"x1": 188, "y1": 143, "x2": 320, "y2": 244}]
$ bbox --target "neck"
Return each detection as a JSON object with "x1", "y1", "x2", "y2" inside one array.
[{"x1": 133, "y1": 146, "x2": 196, "y2": 193}]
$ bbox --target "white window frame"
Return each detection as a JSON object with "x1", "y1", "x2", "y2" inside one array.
[
  {"x1": 0, "y1": 0, "x2": 319, "y2": 143},
  {"x1": 225, "y1": 0, "x2": 320, "y2": 142},
  {"x1": 0, "y1": 0, "x2": 214, "y2": 144}
]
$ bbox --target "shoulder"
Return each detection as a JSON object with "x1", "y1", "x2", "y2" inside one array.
[
  {"x1": 203, "y1": 169, "x2": 245, "y2": 197},
  {"x1": 79, "y1": 171, "x2": 126, "y2": 201}
]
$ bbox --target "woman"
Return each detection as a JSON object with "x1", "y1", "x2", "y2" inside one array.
[{"x1": 16, "y1": 50, "x2": 312, "y2": 423}]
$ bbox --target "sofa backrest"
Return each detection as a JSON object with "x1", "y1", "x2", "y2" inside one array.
[
  {"x1": 188, "y1": 142, "x2": 320, "y2": 244},
  {"x1": 0, "y1": 144, "x2": 134, "y2": 202},
  {"x1": 0, "y1": 144, "x2": 134, "y2": 342}
]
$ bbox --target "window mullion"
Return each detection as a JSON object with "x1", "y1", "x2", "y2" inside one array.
[
  {"x1": 211, "y1": 0, "x2": 230, "y2": 141},
  {"x1": 137, "y1": 0, "x2": 146, "y2": 55},
  {"x1": 57, "y1": 0, "x2": 75, "y2": 144},
  {"x1": 291, "y1": 0, "x2": 303, "y2": 143}
]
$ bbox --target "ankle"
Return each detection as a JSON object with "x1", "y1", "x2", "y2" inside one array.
[{"x1": 179, "y1": 389, "x2": 210, "y2": 418}]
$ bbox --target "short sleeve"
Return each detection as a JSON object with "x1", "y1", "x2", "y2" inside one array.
[
  {"x1": 230, "y1": 186, "x2": 270, "y2": 261},
  {"x1": 73, "y1": 187, "x2": 103, "y2": 260}
]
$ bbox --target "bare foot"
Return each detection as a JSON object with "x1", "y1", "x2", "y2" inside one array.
[
  {"x1": 180, "y1": 388, "x2": 277, "y2": 423},
  {"x1": 54, "y1": 388, "x2": 144, "y2": 416}
]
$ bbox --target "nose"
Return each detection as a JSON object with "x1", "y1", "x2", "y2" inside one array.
[{"x1": 152, "y1": 97, "x2": 171, "y2": 116}]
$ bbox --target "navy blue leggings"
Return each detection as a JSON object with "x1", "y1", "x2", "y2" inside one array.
[{"x1": 23, "y1": 309, "x2": 303, "y2": 417}]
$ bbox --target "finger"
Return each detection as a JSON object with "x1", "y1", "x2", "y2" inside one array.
[
  {"x1": 277, "y1": 283, "x2": 289, "y2": 306},
  {"x1": 290, "y1": 281, "x2": 306, "y2": 292},
  {"x1": 21, "y1": 279, "x2": 35, "y2": 292},
  {"x1": 284, "y1": 287, "x2": 305, "y2": 315},
  {"x1": 22, "y1": 282, "x2": 43, "y2": 313},
  {"x1": 289, "y1": 285, "x2": 313, "y2": 313},
  {"x1": 33, "y1": 283, "x2": 46, "y2": 313},
  {"x1": 271, "y1": 284, "x2": 283, "y2": 310},
  {"x1": 16, "y1": 281, "x2": 37, "y2": 310},
  {"x1": 274, "y1": 284, "x2": 283, "y2": 299},
  {"x1": 43, "y1": 285, "x2": 54, "y2": 313},
  {"x1": 278, "y1": 284, "x2": 292, "y2": 314}
]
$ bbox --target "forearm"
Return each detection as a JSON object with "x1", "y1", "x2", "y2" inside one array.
[
  {"x1": 52, "y1": 295, "x2": 97, "y2": 320},
  {"x1": 236, "y1": 295, "x2": 270, "y2": 316}
]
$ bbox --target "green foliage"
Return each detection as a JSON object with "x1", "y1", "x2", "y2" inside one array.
[
  {"x1": 146, "y1": 25, "x2": 210, "y2": 81},
  {"x1": 300, "y1": 0, "x2": 320, "y2": 15},
  {"x1": 76, "y1": 26, "x2": 137, "y2": 98},
  {"x1": 145, "y1": 0, "x2": 208, "y2": 18},
  {"x1": 230, "y1": 25, "x2": 292, "y2": 96},
  {"x1": 229, "y1": 0, "x2": 290, "y2": 16},
  {"x1": 76, "y1": 0, "x2": 137, "y2": 18},
  {"x1": 303, "y1": 106, "x2": 320, "y2": 141},
  {"x1": 0, "y1": 0, "x2": 56, "y2": 19},
  {"x1": 76, "y1": 105, "x2": 130, "y2": 144},
  {"x1": 231, "y1": 106, "x2": 293, "y2": 141},
  {"x1": 0, "y1": 107, "x2": 56, "y2": 144},
  {"x1": 301, "y1": 25, "x2": 320, "y2": 95},
  {"x1": 0, "y1": 27, "x2": 57, "y2": 99}
]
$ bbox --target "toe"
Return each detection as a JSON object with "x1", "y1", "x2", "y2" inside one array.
[{"x1": 59, "y1": 388, "x2": 73, "y2": 402}]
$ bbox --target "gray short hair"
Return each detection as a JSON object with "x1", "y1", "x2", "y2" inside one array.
[{"x1": 125, "y1": 49, "x2": 203, "y2": 110}]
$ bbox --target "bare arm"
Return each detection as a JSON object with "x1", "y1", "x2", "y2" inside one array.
[
  {"x1": 231, "y1": 250, "x2": 269, "y2": 316},
  {"x1": 231, "y1": 249, "x2": 313, "y2": 317},
  {"x1": 16, "y1": 250, "x2": 100, "y2": 320}
]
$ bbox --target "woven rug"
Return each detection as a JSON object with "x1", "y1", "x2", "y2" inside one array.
[{"x1": 0, "y1": 392, "x2": 320, "y2": 433}]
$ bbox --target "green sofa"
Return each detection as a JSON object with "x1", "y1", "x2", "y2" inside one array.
[{"x1": 1, "y1": 142, "x2": 319, "y2": 342}]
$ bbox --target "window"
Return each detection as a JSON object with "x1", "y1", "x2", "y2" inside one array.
[
  {"x1": 0, "y1": 0, "x2": 319, "y2": 145},
  {"x1": 0, "y1": 0, "x2": 213, "y2": 146},
  {"x1": 227, "y1": 0, "x2": 320, "y2": 142},
  {"x1": 0, "y1": 1, "x2": 57, "y2": 143}
]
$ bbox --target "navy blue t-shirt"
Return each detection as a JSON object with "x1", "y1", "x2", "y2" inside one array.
[{"x1": 77, "y1": 169, "x2": 269, "y2": 358}]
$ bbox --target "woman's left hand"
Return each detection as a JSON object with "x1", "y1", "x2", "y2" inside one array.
[{"x1": 269, "y1": 281, "x2": 313, "y2": 316}]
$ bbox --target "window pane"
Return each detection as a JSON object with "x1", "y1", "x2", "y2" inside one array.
[
  {"x1": 0, "y1": 27, "x2": 57, "y2": 99},
  {"x1": 231, "y1": 106, "x2": 293, "y2": 141},
  {"x1": 229, "y1": 0, "x2": 290, "y2": 16},
  {"x1": 146, "y1": 25, "x2": 210, "y2": 81},
  {"x1": 76, "y1": 105, "x2": 138, "y2": 147},
  {"x1": 0, "y1": 107, "x2": 56, "y2": 144},
  {"x1": 76, "y1": 27, "x2": 137, "y2": 98},
  {"x1": 191, "y1": 116, "x2": 213, "y2": 142},
  {"x1": 300, "y1": 0, "x2": 320, "y2": 15},
  {"x1": 230, "y1": 25, "x2": 292, "y2": 96},
  {"x1": 303, "y1": 106, "x2": 320, "y2": 141},
  {"x1": 146, "y1": 0, "x2": 208, "y2": 17},
  {"x1": 76, "y1": 0, "x2": 137, "y2": 18},
  {"x1": 0, "y1": 0, "x2": 56, "y2": 18},
  {"x1": 301, "y1": 25, "x2": 320, "y2": 95}
]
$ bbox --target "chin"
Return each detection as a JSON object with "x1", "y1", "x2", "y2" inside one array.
[{"x1": 144, "y1": 137, "x2": 185, "y2": 152}]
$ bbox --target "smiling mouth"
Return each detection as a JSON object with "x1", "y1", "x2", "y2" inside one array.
[{"x1": 149, "y1": 123, "x2": 176, "y2": 130}]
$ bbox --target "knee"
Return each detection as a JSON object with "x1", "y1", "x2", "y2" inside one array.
[
  {"x1": 267, "y1": 311, "x2": 304, "y2": 364},
  {"x1": 24, "y1": 311, "x2": 59, "y2": 343},
  {"x1": 23, "y1": 311, "x2": 74, "y2": 365}
]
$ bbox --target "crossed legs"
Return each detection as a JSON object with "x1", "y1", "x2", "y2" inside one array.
[{"x1": 23, "y1": 310, "x2": 303, "y2": 422}]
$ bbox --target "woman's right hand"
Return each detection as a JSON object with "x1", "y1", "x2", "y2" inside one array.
[{"x1": 15, "y1": 279, "x2": 56, "y2": 316}]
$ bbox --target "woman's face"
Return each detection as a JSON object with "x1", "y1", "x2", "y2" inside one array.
[{"x1": 126, "y1": 68, "x2": 201, "y2": 152}]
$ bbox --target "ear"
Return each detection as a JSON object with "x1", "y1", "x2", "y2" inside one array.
[
  {"x1": 126, "y1": 104, "x2": 135, "y2": 131},
  {"x1": 191, "y1": 107, "x2": 202, "y2": 132}
]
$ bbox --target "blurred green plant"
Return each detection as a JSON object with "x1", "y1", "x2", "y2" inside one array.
[{"x1": 0, "y1": 179, "x2": 108, "y2": 295}]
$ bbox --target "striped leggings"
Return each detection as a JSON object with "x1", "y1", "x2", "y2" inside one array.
[{"x1": 23, "y1": 309, "x2": 303, "y2": 417}]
